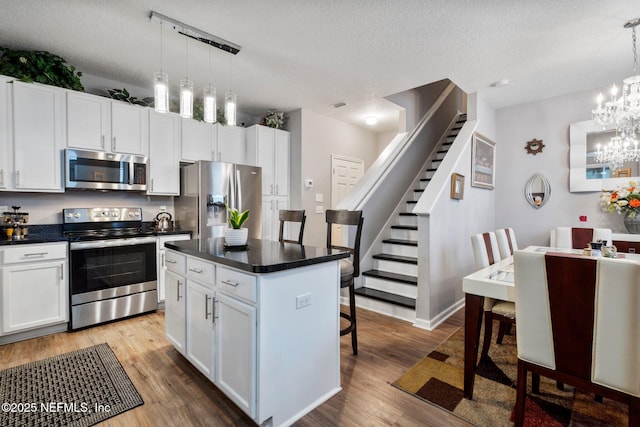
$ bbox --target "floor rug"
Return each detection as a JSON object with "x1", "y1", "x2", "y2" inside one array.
[
  {"x1": 0, "y1": 343, "x2": 143, "y2": 427},
  {"x1": 392, "y1": 327, "x2": 628, "y2": 426}
]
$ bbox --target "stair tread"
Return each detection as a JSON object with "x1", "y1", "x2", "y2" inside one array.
[
  {"x1": 406, "y1": 200, "x2": 417, "y2": 204},
  {"x1": 391, "y1": 225, "x2": 418, "y2": 230},
  {"x1": 426, "y1": 168, "x2": 437, "y2": 172},
  {"x1": 372, "y1": 253, "x2": 418, "y2": 264},
  {"x1": 354, "y1": 286, "x2": 416, "y2": 309},
  {"x1": 399, "y1": 212, "x2": 417, "y2": 216},
  {"x1": 362, "y1": 269, "x2": 418, "y2": 285},
  {"x1": 382, "y1": 238, "x2": 417, "y2": 246},
  {"x1": 414, "y1": 189, "x2": 424, "y2": 193},
  {"x1": 420, "y1": 178, "x2": 431, "y2": 182}
]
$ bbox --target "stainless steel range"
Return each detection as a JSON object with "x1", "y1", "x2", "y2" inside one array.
[{"x1": 63, "y1": 207, "x2": 157, "y2": 330}]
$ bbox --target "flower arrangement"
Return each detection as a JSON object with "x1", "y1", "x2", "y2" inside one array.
[
  {"x1": 261, "y1": 110, "x2": 286, "y2": 129},
  {"x1": 600, "y1": 181, "x2": 640, "y2": 218}
]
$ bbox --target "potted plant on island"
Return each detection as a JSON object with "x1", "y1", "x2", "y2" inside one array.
[{"x1": 224, "y1": 205, "x2": 250, "y2": 246}]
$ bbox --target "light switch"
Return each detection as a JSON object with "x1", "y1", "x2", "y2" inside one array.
[
  {"x1": 315, "y1": 206, "x2": 324, "y2": 214},
  {"x1": 315, "y1": 193, "x2": 324, "y2": 203}
]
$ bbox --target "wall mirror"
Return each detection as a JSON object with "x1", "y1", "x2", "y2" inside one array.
[
  {"x1": 569, "y1": 120, "x2": 637, "y2": 192},
  {"x1": 525, "y1": 173, "x2": 551, "y2": 209}
]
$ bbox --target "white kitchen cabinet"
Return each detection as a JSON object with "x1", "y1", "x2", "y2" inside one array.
[
  {"x1": 0, "y1": 242, "x2": 68, "y2": 336},
  {"x1": 148, "y1": 110, "x2": 180, "y2": 195},
  {"x1": 246, "y1": 125, "x2": 289, "y2": 196},
  {"x1": 164, "y1": 268, "x2": 186, "y2": 353},
  {"x1": 111, "y1": 101, "x2": 149, "y2": 156},
  {"x1": 181, "y1": 118, "x2": 214, "y2": 162},
  {"x1": 157, "y1": 233, "x2": 191, "y2": 302},
  {"x1": 186, "y1": 279, "x2": 216, "y2": 379},
  {"x1": 217, "y1": 124, "x2": 245, "y2": 164},
  {"x1": 9, "y1": 81, "x2": 65, "y2": 192},
  {"x1": 0, "y1": 76, "x2": 11, "y2": 189},
  {"x1": 216, "y1": 291, "x2": 257, "y2": 417},
  {"x1": 66, "y1": 91, "x2": 111, "y2": 151},
  {"x1": 261, "y1": 197, "x2": 289, "y2": 242}
]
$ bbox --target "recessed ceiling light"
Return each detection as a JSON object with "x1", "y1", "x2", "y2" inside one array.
[
  {"x1": 365, "y1": 115, "x2": 378, "y2": 125},
  {"x1": 490, "y1": 79, "x2": 509, "y2": 88},
  {"x1": 333, "y1": 102, "x2": 346, "y2": 108}
]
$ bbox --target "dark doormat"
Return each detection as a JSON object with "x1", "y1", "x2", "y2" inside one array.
[{"x1": 0, "y1": 343, "x2": 143, "y2": 427}]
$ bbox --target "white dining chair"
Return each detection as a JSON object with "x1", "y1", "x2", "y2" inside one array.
[
  {"x1": 550, "y1": 226, "x2": 612, "y2": 249},
  {"x1": 470, "y1": 232, "x2": 516, "y2": 359},
  {"x1": 513, "y1": 251, "x2": 640, "y2": 426},
  {"x1": 496, "y1": 227, "x2": 518, "y2": 259}
]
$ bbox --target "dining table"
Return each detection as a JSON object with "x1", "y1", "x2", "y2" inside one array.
[{"x1": 460, "y1": 245, "x2": 637, "y2": 399}]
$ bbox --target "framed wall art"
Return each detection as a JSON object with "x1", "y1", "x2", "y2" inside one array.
[
  {"x1": 471, "y1": 132, "x2": 496, "y2": 189},
  {"x1": 450, "y1": 173, "x2": 464, "y2": 200}
]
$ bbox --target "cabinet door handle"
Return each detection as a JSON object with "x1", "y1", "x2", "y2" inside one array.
[
  {"x1": 177, "y1": 280, "x2": 183, "y2": 301},
  {"x1": 221, "y1": 279, "x2": 239, "y2": 287},
  {"x1": 205, "y1": 294, "x2": 212, "y2": 320},
  {"x1": 270, "y1": 184, "x2": 273, "y2": 194},
  {"x1": 0, "y1": 169, "x2": 4, "y2": 187},
  {"x1": 112, "y1": 136, "x2": 116, "y2": 151},
  {"x1": 211, "y1": 151, "x2": 216, "y2": 161},
  {"x1": 101, "y1": 135, "x2": 105, "y2": 149},
  {"x1": 15, "y1": 170, "x2": 20, "y2": 187},
  {"x1": 166, "y1": 259, "x2": 177, "y2": 264},
  {"x1": 161, "y1": 253, "x2": 165, "y2": 267},
  {"x1": 24, "y1": 252, "x2": 48, "y2": 257},
  {"x1": 60, "y1": 263, "x2": 64, "y2": 281},
  {"x1": 275, "y1": 184, "x2": 279, "y2": 195},
  {"x1": 218, "y1": 151, "x2": 221, "y2": 161},
  {"x1": 189, "y1": 267, "x2": 203, "y2": 274},
  {"x1": 213, "y1": 297, "x2": 218, "y2": 322}
]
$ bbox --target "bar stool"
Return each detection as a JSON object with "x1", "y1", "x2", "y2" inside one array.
[
  {"x1": 278, "y1": 209, "x2": 306, "y2": 244},
  {"x1": 326, "y1": 209, "x2": 363, "y2": 355}
]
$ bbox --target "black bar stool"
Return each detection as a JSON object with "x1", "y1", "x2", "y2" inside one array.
[
  {"x1": 326, "y1": 209, "x2": 363, "y2": 355},
  {"x1": 278, "y1": 209, "x2": 306, "y2": 244}
]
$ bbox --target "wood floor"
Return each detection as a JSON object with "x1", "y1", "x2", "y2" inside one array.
[{"x1": 0, "y1": 307, "x2": 471, "y2": 427}]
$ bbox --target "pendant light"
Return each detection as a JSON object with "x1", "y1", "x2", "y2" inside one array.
[
  {"x1": 153, "y1": 19, "x2": 169, "y2": 113},
  {"x1": 203, "y1": 46, "x2": 217, "y2": 123},
  {"x1": 180, "y1": 36, "x2": 194, "y2": 119},
  {"x1": 225, "y1": 55, "x2": 237, "y2": 126}
]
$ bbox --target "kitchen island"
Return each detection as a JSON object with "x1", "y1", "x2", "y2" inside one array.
[{"x1": 163, "y1": 238, "x2": 349, "y2": 427}]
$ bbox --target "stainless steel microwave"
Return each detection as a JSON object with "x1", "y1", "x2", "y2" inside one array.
[{"x1": 65, "y1": 149, "x2": 147, "y2": 191}]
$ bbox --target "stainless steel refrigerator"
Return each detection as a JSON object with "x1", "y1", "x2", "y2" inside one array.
[{"x1": 175, "y1": 161, "x2": 262, "y2": 243}]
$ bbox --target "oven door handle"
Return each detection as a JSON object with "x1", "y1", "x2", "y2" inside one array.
[{"x1": 70, "y1": 237, "x2": 157, "y2": 250}]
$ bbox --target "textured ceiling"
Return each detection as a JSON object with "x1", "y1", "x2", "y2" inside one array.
[{"x1": 0, "y1": 1, "x2": 638, "y2": 132}]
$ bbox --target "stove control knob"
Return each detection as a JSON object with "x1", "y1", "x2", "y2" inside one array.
[
  {"x1": 111, "y1": 211, "x2": 118, "y2": 217},
  {"x1": 74, "y1": 212, "x2": 81, "y2": 218},
  {"x1": 102, "y1": 211, "x2": 109, "y2": 217},
  {"x1": 65, "y1": 212, "x2": 73, "y2": 218}
]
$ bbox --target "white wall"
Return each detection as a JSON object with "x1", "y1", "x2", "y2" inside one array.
[
  {"x1": 289, "y1": 109, "x2": 379, "y2": 247},
  {"x1": 494, "y1": 88, "x2": 619, "y2": 248}
]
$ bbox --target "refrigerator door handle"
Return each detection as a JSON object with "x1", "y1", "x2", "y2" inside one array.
[{"x1": 236, "y1": 168, "x2": 242, "y2": 211}]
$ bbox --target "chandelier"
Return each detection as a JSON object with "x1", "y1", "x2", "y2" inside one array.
[{"x1": 592, "y1": 18, "x2": 640, "y2": 171}]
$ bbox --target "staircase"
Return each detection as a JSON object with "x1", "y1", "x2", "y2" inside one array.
[{"x1": 355, "y1": 113, "x2": 467, "y2": 320}]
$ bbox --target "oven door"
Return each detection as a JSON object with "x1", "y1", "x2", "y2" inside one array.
[{"x1": 69, "y1": 237, "x2": 157, "y2": 296}]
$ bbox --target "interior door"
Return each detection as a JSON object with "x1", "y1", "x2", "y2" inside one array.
[{"x1": 330, "y1": 155, "x2": 364, "y2": 245}]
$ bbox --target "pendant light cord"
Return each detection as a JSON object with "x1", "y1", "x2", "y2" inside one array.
[
  {"x1": 633, "y1": 25, "x2": 637, "y2": 73},
  {"x1": 159, "y1": 20, "x2": 163, "y2": 73},
  {"x1": 185, "y1": 36, "x2": 189, "y2": 80},
  {"x1": 208, "y1": 46, "x2": 212, "y2": 85}
]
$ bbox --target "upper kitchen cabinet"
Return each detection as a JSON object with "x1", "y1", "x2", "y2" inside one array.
[
  {"x1": 67, "y1": 92, "x2": 149, "y2": 156},
  {"x1": 0, "y1": 76, "x2": 10, "y2": 190},
  {"x1": 6, "y1": 81, "x2": 65, "y2": 192},
  {"x1": 111, "y1": 101, "x2": 149, "y2": 156},
  {"x1": 181, "y1": 118, "x2": 214, "y2": 162},
  {"x1": 148, "y1": 110, "x2": 180, "y2": 195},
  {"x1": 246, "y1": 125, "x2": 290, "y2": 196},
  {"x1": 217, "y1": 124, "x2": 245, "y2": 164},
  {"x1": 66, "y1": 91, "x2": 110, "y2": 151}
]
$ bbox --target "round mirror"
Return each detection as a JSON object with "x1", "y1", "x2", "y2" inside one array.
[{"x1": 525, "y1": 173, "x2": 551, "y2": 209}]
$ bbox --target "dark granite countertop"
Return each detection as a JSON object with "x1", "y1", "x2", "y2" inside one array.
[{"x1": 165, "y1": 238, "x2": 350, "y2": 274}]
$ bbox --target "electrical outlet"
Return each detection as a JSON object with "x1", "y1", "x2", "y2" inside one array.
[{"x1": 296, "y1": 293, "x2": 311, "y2": 309}]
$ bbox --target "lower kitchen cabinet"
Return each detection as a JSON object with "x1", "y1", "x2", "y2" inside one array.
[
  {"x1": 163, "y1": 246, "x2": 341, "y2": 427},
  {"x1": 164, "y1": 268, "x2": 186, "y2": 352},
  {"x1": 186, "y1": 280, "x2": 215, "y2": 379},
  {"x1": 0, "y1": 242, "x2": 68, "y2": 339},
  {"x1": 157, "y1": 233, "x2": 191, "y2": 302},
  {"x1": 216, "y1": 291, "x2": 257, "y2": 417}
]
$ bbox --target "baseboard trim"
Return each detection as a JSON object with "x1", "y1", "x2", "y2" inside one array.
[{"x1": 413, "y1": 298, "x2": 465, "y2": 331}]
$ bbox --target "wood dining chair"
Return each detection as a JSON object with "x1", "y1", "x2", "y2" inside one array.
[
  {"x1": 513, "y1": 251, "x2": 640, "y2": 426},
  {"x1": 326, "y1": 209, "x2": 363, "y2": 356},
  {"x1": 470, "y1": 232, "x2": 516, "y2": 359},
  {"x1": 278, "y1": 209, "x2": 306, "y2": 244}
]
